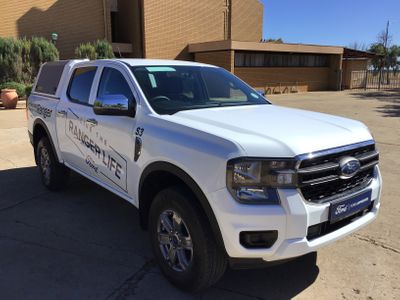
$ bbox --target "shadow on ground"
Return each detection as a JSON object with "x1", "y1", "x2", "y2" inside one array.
[
  {"x1": 0, "y1": 166, "x2": 319, "y2": 299},
  {"x1": 351, "y1": 90, "x2": 400, "y2": 117}
]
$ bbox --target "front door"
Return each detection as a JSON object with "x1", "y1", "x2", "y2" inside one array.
[{"x1": 83, "y1": 65, "x2": 138, "y2": 196}]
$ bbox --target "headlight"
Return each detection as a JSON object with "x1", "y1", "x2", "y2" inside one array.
[{"x1": 227, "y1": 158, "x2": 297, "y2": 204}]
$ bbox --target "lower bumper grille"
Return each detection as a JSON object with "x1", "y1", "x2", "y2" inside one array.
[
  {"x1": 307, "y1": 201, "x2": 374, "y2": 240},
  {"x1": 298, "y1": 141, "x2": 378, "y2": 203}
]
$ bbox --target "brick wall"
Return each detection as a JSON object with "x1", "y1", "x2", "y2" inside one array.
[
  {"x1": 0, "y1": 0, "x2": 106, "y2": 59},
  {"x1": 194, "y1": 51, "x2": 234, "y2": 72},
  {"x1": 230, "y1": 0, "x2": 263, "y2": 42},
  {"x1": 142, "y1": 0, "x2": 228, "y2": 60},
  {"x1": 235, "y1": 67, "x2": 331, "y2": 92},
  {"x1": 329, "y1": 54, "x2": 343, "y2": 90},
  {"x1": 342, "y1": 60, "x2": 368, "y2": 89}
]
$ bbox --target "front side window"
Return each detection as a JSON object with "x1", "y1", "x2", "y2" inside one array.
[
  {"x1": 131, "y1": 66, "x2": 268, "y2": 114},
  {"x1": 97, "y1": 67, "x2": 134, "y2": 102},
  {"x1": 67, "y1": 67, "x2": 97, "y2": 105}
]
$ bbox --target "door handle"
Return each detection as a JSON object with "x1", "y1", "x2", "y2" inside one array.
[
  {"x1": 57, "y1": 110, "x2": 67, "y2": 116},
  {"x1": 86, "y1": 118, "x2": 98, "y2": 126}
]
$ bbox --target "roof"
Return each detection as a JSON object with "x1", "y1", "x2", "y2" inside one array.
[
  {"x1": 343, "y1": 48, "x2": 382, "y2": 60},
  {"x1": 188, "y1": 40, "x2": 344, "y2": 55},
  {"x1": 115, "y1": 59, "x2": 214, "y2": 67}
]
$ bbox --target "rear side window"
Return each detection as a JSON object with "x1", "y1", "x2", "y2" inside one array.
[
  {"x1": 67, "y1": 67, "x2": 97, "y2": 105},
  {"x1": 35, "y1": 62, "x2": 67, "y2": 95}
]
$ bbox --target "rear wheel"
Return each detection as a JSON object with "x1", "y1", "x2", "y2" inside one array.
[
  {"x1": 36, "y1": 137, "x2": 69, "y2": 190},
  {"x1": 149, "y1": 186, "x2": 227, "y2": 292}
]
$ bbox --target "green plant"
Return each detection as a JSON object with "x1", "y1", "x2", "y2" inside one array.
[
  {"x1": 25, "y1": 84, "x2": 33, "y2": 98},
  {"x1": 94, "y1": 40, "x2": 115, "y2": 59},
  {"x1": 75, "y1": 40, "x2": 114, "y2": 60},
  {"x1": 0, "y1": 81, "x2": 26, "y2": 98},
  {"x1": 30, "y1": 37, "x2": 59, "y2": 78},
  {"x1": 0, "y1": 38, "x2": 23, "y2": 83},
  {"x1": 19, "y1": 37, "x2": 33, "y2": 83},
  {"x1": 0, "y1": 36, "x2": 58, "y2": 84},
  {"x1": 75, "y1": 42, "x2": 97, "y2": 60}
]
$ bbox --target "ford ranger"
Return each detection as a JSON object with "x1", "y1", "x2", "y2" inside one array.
[{"x1": 27, "y1": 59, "x2": 381, "y2": 291}]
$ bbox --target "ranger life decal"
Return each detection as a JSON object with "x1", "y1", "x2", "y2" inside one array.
[{"x1": 66, "y1": 110, "x2": 128, "y2": 192}]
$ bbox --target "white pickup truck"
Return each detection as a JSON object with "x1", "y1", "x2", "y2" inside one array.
[{"x1": 27, "y1": 59, "x2": 381, "y2": 291}]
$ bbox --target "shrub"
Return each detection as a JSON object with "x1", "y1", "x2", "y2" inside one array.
[
  {"x1": 19, "y1": 37, "x2": 33, "y2": 83},
  {"x1": 94, "y1": 40, "x2": 115, "y2": 59},
  {"x1": 30, "y1": 37, "x2": 59, "y2": 78},
  {"x1": 0, "y1": 82, "x2": 26, "y2": 98},
  {"x1": 25, "y1": 84, "x2": 33, "y2": 98},
  {"x1": 0, "y1": 36, "x2": 58, "y2": 84},
  {"x1": 75, "y1": 40, "x2": 114, "y2": 60},
  {"x1": 75, "y1": 42, "x2": 97, "y2": 60},
  {"x1": 0, "y1": 38, "x2": 23, "y2": 83}
]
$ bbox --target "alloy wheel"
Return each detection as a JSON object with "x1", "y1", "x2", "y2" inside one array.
[
  {"x1": 40, "y1": 147, "x2": 51, "y2": 184},
  {"x1": 157, "y1": 209, "x2": 194, "y2": 272}
]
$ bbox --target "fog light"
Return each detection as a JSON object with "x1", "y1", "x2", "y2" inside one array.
[
  {"x1": 240, "y1": 231, "x2": 278, "y2": 249},
  {"x1": 307, "y1": 224, "x2": 322, "y2": 240}
]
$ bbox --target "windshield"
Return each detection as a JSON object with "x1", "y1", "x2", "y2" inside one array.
[{"x1": 131, "y1": 65, "x2": 270, "y2": 114}]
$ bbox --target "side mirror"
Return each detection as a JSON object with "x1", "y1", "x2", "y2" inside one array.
[{"x1": 93, "y1": 95, "x2": 136, "y2": 117}]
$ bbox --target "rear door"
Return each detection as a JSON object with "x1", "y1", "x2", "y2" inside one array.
[{"x1": 56, "y1": 65, "x2": 98, "y2": 174}]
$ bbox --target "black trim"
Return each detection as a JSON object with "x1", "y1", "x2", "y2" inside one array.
[
  {"x1": 229, "y1": 257, "x2": 295, "y2": 270},
  {"x1": 134, "y1": 137, "x2": 142, "y2": 162},
  {"x1": 31, "y1": 92, "x2": 60, "y2": 100},
  {"x1": 139, "y1": 161, "x2": 225, "y2": 250},
  {"x1": 32, "y1": 119, "x2": 60, "y2": 162}
]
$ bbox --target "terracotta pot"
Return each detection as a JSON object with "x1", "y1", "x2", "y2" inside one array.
[{"x1": 1, "y1": 89, "x2": 18, "y2": 109}]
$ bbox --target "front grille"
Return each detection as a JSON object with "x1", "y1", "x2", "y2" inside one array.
[{"x1": 298, "y1": 142, "x2": 379, "y2": 203}]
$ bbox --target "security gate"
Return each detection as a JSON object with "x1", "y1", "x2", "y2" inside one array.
[{"x1": 351, "y1": 70, "x2": 400, "y2": 90}]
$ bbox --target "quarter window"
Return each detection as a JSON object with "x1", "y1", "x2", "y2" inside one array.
[
  {"x1": 67, "y1": 67, "x2": 97, "y2": 105},
  {"x1": 36, "y1": 61, "x2": 68, "y2": 95},
  {"x1": 97, "y1": 67, "x2": 134, "y2": 102}
]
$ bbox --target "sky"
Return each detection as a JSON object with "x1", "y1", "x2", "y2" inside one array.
[{"x1": 261, "y1": 0, "x2": 400, "y2": 48}]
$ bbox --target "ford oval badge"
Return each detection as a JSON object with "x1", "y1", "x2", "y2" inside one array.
[{"x1": 339, "y1": 157, "x2": 361, "y2": 179}]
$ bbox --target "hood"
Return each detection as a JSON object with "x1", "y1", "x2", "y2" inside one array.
[{"x1": 163, "y1": 104, "x2": 373, "y2": 157}]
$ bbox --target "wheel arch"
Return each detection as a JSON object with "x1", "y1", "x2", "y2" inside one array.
[
  {"x1": 32, "y1": 119, "x2": 60, "y2": 163},
  {"x1": 139, "y1": 161, "x2": 225, "y2": 251}
]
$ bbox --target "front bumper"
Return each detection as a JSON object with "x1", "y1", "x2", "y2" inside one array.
[{"x1": 207, "y1": 166, "x2": 382, "y2": 262}]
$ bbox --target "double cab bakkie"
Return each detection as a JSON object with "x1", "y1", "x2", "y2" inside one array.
[{"x1": 27, "y1": 59, "x2": 382, "y2": 291}]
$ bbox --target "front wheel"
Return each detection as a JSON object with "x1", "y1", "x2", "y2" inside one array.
[
  {"x1": 36, "y1": 137, "x2": 69, "y2": 190},
  {"x1": 148, "y1": 186, "x2": 227, "y2": 292}
]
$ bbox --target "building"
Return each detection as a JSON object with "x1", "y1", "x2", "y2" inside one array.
[
  {"x1": 341, "y1": 48, "x2": 379, "y2": 89},
  {"x1": 190, "y1": 40, "x2": 344, "y2": 92},
  {"x1": 0, "y1": 0, "x2": 374, "y2": 92}
]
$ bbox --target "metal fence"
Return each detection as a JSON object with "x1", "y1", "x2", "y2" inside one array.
[{"x1": 351, "y1": 70, "x2": 400, "y2": 90}]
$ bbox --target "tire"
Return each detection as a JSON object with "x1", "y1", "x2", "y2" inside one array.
[
  {"x1": 36, "y1": 137, "x2": 69, "y2": 190},
  {"x1": 148, "y1": 186, "x2": 227, "y2": 292}
]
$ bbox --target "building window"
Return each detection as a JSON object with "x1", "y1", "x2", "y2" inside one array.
[{"x1": 235, "y1": 52, "x2": 330, "y2": 68}]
